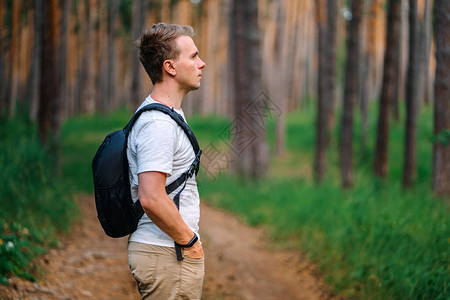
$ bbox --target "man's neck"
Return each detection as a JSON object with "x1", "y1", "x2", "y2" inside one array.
[{"x1": 150, "y1": 80, "x2": 186, "y2": 110}]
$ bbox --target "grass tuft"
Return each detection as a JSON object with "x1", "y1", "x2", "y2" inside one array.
[{"x1": 0, "y1": 119, "x2": 79, "y2": 284}]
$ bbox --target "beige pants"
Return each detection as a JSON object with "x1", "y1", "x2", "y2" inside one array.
[{"x1": 128, "y1": 241, "x2": 204, "y2": 300}]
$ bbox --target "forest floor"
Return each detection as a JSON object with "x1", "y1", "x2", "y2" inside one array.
[{"x1": 0, "y1": 195, "x2": 340, "y2": 300}]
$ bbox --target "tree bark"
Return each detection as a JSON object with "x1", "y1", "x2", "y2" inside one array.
[
  {"x1": 422, "y1": 0, "x2": 433, "y2": 105},
  {"x1": 161, "y1": 0, "x2": 170, "y2": 22},
  {"x1": 314, "y1": 0, "x2": 338, "y2": 182},
  {"x1": 391, "y1": 0, "x2": 403, "y2": 123},
  {"x1": 432, "y1": 0, "x2": 450, "y2": 196},
  {"x1": 414, "y1": 0, "x2": 430, "y2": 105},
  {"x1": 325, "y1": 0, "x2": 338, "y2": 134},
  {"x1": 8, "y1": 0, "x2": 20, "y2": 119},
  {"x1": 373, "y1": 0, "x2": 402, "y2": 178},
  {"x1": 131, "y1": 0, "x2": 146, "y2": 110},
  {"x1": 97, "y1": 0, "x2": 109, "y2": 113},
  {"x1": 287, "y1": 0, "x2": 309, "y2": 111},
  {"x1": 199, "y1": 0, "x2": 220, "y2": 115},
  {"x1": 229, "y1": 0, "x2": 269, "y2": 178},
  {"x1": 367, "y1": 0, "x2": 386, "y2": 103},
  {"x1": 107, "y1": 0, "x2": 118, "y2": 109},
  {"x1": 314, "y1": 0, "x2": 329, "y2": 182},
  {"x1": 80, "y1": 0, "x2": 96, "y2": 113},
  {"x1": 57, "y1": 0, "x2": 68, "y2": 124},
  {"x1": 0, "y1": 0, "x2": 7, "y2": 118},
  {"x1": 360, "y1": 0, "x2": 374, "y2": 150},
  {"x1": 38, "y1": 0, "x2": 60, "y2": 145},
  {"x1": 397, "y1": 0, "x2": 408, "y2": 106},
  {"x1": 27, "y1": 0, "x2": 43, "y2": 121},
  {"x1": 274, "y1": 0, "x2": 290, "y2": 157},
  {"x1": 340, "y1": 0, "x2": 363, "y2": 188},
  {"x1": 402, "y1": 0, "x2": 425, "y2": 188}
]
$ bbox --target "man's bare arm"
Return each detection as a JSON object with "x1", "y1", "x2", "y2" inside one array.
[{"x1": 138, "y1": 171, "x2": 203, "y2": 258}]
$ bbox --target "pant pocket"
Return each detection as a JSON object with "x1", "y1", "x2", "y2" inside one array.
[
  {"x1": 179, "y1": 257, "x2": 205, "y2": 300},
  {"x1": 128, "y1": 249, "x2": 159, "y2": 292}
]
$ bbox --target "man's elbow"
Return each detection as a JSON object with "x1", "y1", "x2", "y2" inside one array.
[{"x1": 139, "y1": 193, "x2": 160, "y2": 213}]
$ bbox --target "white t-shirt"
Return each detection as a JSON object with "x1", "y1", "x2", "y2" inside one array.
[{"x1": 127, "y1": 95, "x2": 200, "y2": 247}]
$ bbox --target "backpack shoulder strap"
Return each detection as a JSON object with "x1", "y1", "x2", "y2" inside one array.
[
  {"x1": 125, "y1": 102, "x2": 202, "y2": 191},
  {"x1": 124, "y1": 103, "x2": 200, "y2": 155}
]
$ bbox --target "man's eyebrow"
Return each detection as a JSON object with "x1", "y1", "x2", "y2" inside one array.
[{"x1": 191, "y1": 50, "x2": 199, "y2": 57}]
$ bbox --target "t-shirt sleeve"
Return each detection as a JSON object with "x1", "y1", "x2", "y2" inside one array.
[{"x1": 135, "y1": 118, "x2": 177, "y2": 176}]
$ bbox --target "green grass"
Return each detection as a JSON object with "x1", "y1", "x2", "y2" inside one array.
[
  {"x1": 61, "y1": 109, "x2": 131, "y2": 193},
  {"x1": 199, "y1": 175, "x2": 448, "y2": 299},
  {"x1": 0, "y1": 119, "x2": 79, "y2": 284}
]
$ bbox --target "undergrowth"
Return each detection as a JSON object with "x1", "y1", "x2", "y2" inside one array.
[
  {"x1": 61, "y1": 109, "x2": 131, "y2": 193},
  {"x1": 0, "y1": 119, "x2": 78, "y2": 285}
]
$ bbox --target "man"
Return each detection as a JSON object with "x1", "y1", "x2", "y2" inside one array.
[{"x1": 127, "y1": 23, "x2": 206, "y2": 299}]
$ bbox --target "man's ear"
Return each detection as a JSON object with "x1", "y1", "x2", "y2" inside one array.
[{"x1": 163, "y1": 59, "x2": 176, "y2": 76}]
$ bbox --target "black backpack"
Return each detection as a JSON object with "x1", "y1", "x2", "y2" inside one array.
[{"x1": 92, "y1": 103, "x2": 202, "y2": 242}]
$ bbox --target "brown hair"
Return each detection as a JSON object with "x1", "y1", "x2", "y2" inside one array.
[{"x1": 138, "y1": 23, "x2": 194, "y2": 84}]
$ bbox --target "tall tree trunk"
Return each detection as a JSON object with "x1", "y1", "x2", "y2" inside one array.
[
  {"x1": 301, "y1": 3, "x2": 316, "y2": 104},
  {"x1": 398, "y1": 0, "x2": 409, "y2": 104},
  {"x1": 215, "y1": 0, "x2": 230, "y2": 116},
  {"x1": 229, "y1": 0, "x2": 269, "y2": 178},
  {"x1": 18, "y1": 7, "x2": 33, "y2": 113},
  {"x1": 74, "y1": 1, "x2": 83, "y2": 115},
  {"x1": 314, "y1": 0, "x2": 329, "y2": 183},
  {"x1": 8, "y1": 0, "x2": 20, "y2": 119},
  {"x1": 199, "y1": 0, "x2": 220, "y2": 115},
  {"x1": 0, "y1": 0, "x2": 7, "y2": 118},
  {"x1": 97, "y1": 0, "x2": 109, "y2": 112},
  {"x1": 314, "y1": 0, "x2": 338, "y2": 182},
  {"x1": 27, "y1": 0, "x2": 43, "y2": 121},
  {"x1": 415, "y1": 0, "x2": 429, "y2": 105},
  {"x1": 107, "y1": 0, "x2": 118, "y2": 109},
  {"x1": 391, "y1": 0, "x2": 403, "y2": 123},
  {"x1": 360, "y1": 0, "x2": 374, "y2": 150},
  {"x1": 131, "y1": 0, "x2": 146, "y2": 110},
  {"x1": 287, "y1": 0, "x2": 309, "y2": 111},
  {"x1": 80, "y1": 0, "x2": 96, "y2": 113},
  {"x1": 325, "y1": 0, "x2": 338, "y2": 134},
  {"x1": 38, "y1": 0, "x2": 60, "y2": 145},
  {"x1": 161, "y1": 0, "x2": 170, "y2": 22},
  {"x1": 58, "y1": 0, "x2": 69, "y2": 120},
  {"x1": 274, "y1": 0, "x2": 288, "y2": 157},
  {"x1": 373, "y1": 0, "x2": 402, "y2": 178},
  {"x1": 432, "y1": 0, "x2": 450, "y2": 196},
  {"x1": 422, "y1": 0, "x2": 433, "y2": 105},
  {"x1": 340, "y1": 0, "x2": 363, "y2": 188},
  {"x1": 367, "y1": 0, "x2": 386, "y2": 103},
  {"x1": 402, "y1": 0, "x2": 425, "y2": 188}
]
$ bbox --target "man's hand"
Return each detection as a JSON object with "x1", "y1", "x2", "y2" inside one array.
[{"x1": 183, "y1": 241, "x2": 204, "y2": 259}]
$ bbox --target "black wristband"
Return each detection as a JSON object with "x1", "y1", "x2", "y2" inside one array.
[{"x1": 175, "y1": 233, "x2": 198, "y2": 248}]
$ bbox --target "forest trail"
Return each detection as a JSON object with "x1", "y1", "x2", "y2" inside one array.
[{"x1": 0, "y1": 195, "x2": 338, "y2": 300}]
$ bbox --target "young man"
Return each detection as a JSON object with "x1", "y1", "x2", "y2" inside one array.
[{"x1": 127, "y1": 23, "x2": 206, "y2": 299}]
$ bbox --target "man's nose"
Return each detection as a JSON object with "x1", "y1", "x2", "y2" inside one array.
[{"x1": 198, "y1": 57, "x2": 206, "y2": 69}]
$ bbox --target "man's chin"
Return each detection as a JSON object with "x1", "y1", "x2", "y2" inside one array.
[
  {"x1": 184, "y1": 82, "x2": 201, "y2": 94},
  {"x1": 190, "y1": 84, "x2": 201, "y2": 91}
]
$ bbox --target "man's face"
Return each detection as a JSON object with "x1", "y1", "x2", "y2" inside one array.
[{"x1": 172, "y1": 35, "x2": 206, "y2": 92}]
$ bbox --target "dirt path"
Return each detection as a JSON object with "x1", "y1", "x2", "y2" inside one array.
[{"x1": 0, "y1": 195, "x2": 337, "y2": 300}]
